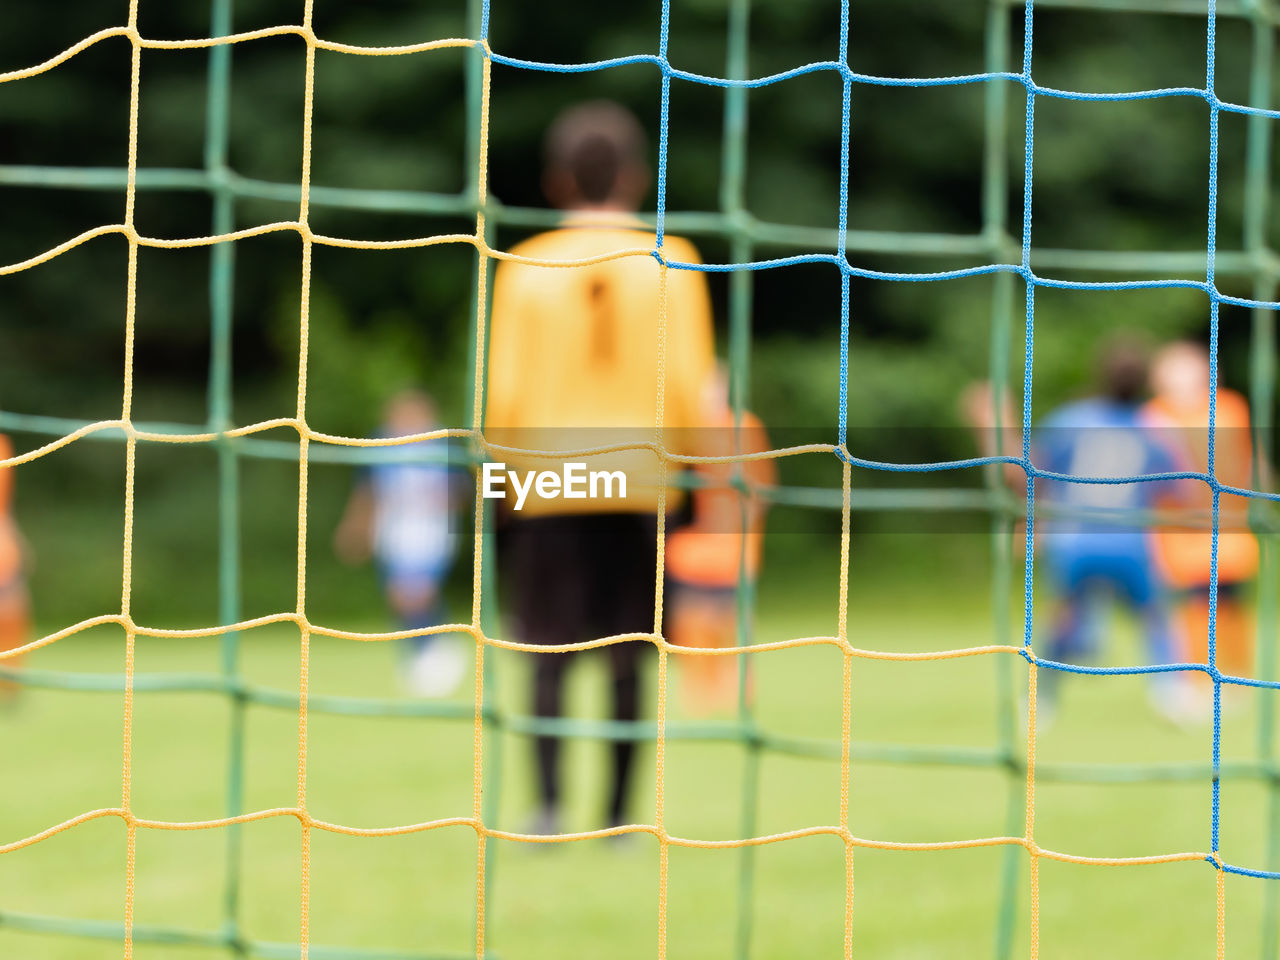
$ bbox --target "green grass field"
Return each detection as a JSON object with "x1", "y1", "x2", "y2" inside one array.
[{"x1": 1, "y1": 537, "x2": 1276, "y2": 959}]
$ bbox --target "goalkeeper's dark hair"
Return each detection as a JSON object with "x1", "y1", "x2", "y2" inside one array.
[
  {"x1": 1098, "y1": 335, "x2": 1151, "y2": 406},
  {"x1": 545, "y1": 101, "x2": 648, "y2": 204}
]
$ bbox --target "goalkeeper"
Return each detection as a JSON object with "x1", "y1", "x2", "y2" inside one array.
[{"x1": 486, "y1": 101, "x2": 716, "y2": 835}]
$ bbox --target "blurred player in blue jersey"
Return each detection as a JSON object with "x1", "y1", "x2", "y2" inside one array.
[
  {"x1": 966, "y1": 339, "x2": 1193, "y2": 724},
  {"x1": 335, "y1": 389, "x2": 466, "y2": 698}
]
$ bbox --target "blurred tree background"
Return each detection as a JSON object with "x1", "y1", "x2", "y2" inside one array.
[{"x1": 0, "y1": 0, "x2": 1274, "y2": 625}]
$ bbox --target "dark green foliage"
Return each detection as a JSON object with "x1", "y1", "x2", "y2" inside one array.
[{"x1": 0, "y1": 1, "x2": 1271, "y2": 620}]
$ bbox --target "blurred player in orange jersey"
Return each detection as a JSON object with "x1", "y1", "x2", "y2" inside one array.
[
  {"x1": 666, "y1": 370, "x2": 775, "y2": 714},
  {"x1": 1141, "y1": 341, "x2": 1259, "y2": 684},
  {"x1": 0, "y1": 433, "x2": 30, "y2": 700}
]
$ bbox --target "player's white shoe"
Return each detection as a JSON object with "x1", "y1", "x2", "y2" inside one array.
[
  {"x1": 406, "y1": 640, "x2": 466, "y2": 698},
  {"x1": 1148, "y1": 678, "x2": 1208, "y2": 728}
]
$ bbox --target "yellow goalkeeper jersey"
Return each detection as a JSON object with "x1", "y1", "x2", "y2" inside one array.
[{"x1": 484, "y1": 214, "x2": 716, "y2": 516}]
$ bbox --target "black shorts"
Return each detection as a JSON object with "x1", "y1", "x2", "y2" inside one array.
[
  {"x1": 500, "y1": 512, "x2": 659, "y2": 646},
  {"x1": 1183, "y1": 580, "x2": 1246, "y2": 601}
]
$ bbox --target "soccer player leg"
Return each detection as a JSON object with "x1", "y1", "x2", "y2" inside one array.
[
  {"x1": 1121, "y1": 555, "x2": 1174, "y2": 666},
  {"x1": 700, "y1": 590, "x2": 744, "y2": 712},
  {"x1": 1213, "y1": 582, "x2": 1253, "y2": 680},
  {"x1": 0, "y1": 578, "x2": 29, "y2": 699},
  {"x1": 1041, "y1": 547, "x2": 1111, "y2": 721},
  {"x1": 385, "y1": 571, "x2": 440, "y2": 641},
  {"x1": 1041, "y1": 597, "x2": 1084, "y2": 714},
  {"x1": 674, "y1": 586, "x2": 740, "y2": 715},
  {"x1": 606, "y1": 639, "x2": 642, "y2": 830},
  {"x1": 386, "y1": 571, "x2": 462, "y2": 698},
  {"x1": 596, "y1": 513, "x2": 658, "y2": 831},
  {"x1": 510, "y1": 515, "x2": 592, "y2": 835},
  {"x1": 1120, "y1": 552, "x2": 1200, "y2": 722},
  {"x1": 531, "y1": 650, "x2": 572, "y2": 834},
  {"x1": 1042, "y1": 550, "x2": 1092, "y2": 697},
  {"x1": 1180, "y1": 582, "x2": 1252, "y2": 681},
  {"x1": 1175, "y1": 587, "x2": 1211, "y2": 688},
  {"x1": 700, "y1": 604, "x2": 743, "y2": 713},
  {"x1": 1175, "y1": 582, "x2": 1251, "y2": 713}
]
